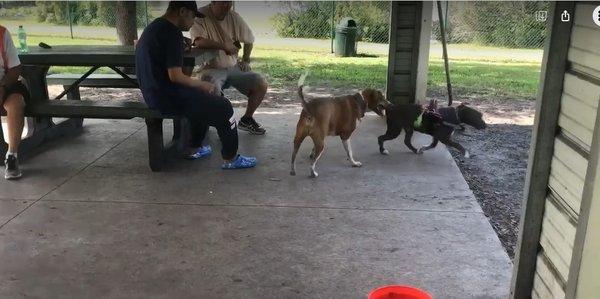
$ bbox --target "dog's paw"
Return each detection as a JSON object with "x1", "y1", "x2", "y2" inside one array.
[
  {"x1": 290, "y1": 170, "x2": 296, "y2": 176},
  {"x1": 310, "y1": 171, "x2": 319, "y2": 178},
  {"x1": 464, "y1": 151, "x2": 470, "y2": 159},
  {"x1": 352, "y1": 161, "x2": 362, "y2": 167},
  {"x1": 380, "y1": 149, "x2": 389, "y2": 155}
]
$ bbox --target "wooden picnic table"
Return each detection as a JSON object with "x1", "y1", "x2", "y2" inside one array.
[{"x1": 1, "y1": 45, "x2": 217, "y2": 164}]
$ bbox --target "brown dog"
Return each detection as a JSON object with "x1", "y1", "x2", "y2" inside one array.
[{"x1": 290, "y1": 86, "x2": 386, "y2": 178}]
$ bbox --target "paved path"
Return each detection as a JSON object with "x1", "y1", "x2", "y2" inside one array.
[{"x1": 0, "y1": 108, "x2": 511, "y2": 298}]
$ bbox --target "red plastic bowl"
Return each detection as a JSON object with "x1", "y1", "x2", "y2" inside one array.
[{"x1": 368, "y1": 285, "x2": 433, "y2": 299}]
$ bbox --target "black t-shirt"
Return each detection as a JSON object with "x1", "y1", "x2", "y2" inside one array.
[{"x1": 135, "y1": 18, "x2": 184, "y2": 110}]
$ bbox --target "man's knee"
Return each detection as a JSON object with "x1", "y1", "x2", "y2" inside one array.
[
  {"x1": 258, "y1": 76, "x2": 268, "y2": 92},
  {"x1": 250, "y1": 75, "x2": 268, "y2": 94},
  {"x1": 3, "y1": 94, "x2": 25, "y2": 114}
]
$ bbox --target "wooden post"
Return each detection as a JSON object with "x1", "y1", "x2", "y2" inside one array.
[
  {"x1": 386, "y1": 2, "x2": 432, "y2": 105},
  {"x1": 436, "y1": 1, "x2": 453, "y2": 106},
  {"x1": 510, "y1": 2, "x2": 576, "y2": 298}
]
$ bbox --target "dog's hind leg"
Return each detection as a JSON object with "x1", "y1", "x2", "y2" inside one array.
[
  {"x1": 403, "y1": 128, "x2": 419, "y2": 154},
  {"x1": 309, "y1": 134, "x2": 325, "y2": 178},
  {"x1": 378, "y1": 128, "x2": 401, "y2": 155},
  {"x1": 443, "y1": 139, "x2": 469, "y2": 158},
  {"x1": 417, "y1": 138, "x2": 439, "y2": 154},
  {"x1": 341, "y1": 138, "x2": 362, "y2": 167},
  {"x1": 290, "y1": 132, "x2": 308, "y2": 176}
]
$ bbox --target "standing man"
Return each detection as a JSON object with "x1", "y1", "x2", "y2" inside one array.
[
  {"x1": 190, "y1": 1, "x2": 268, "y2": 135},
  {"x1": 135, "y1": 1, "x2": 256, "y2": 170},
  {"x1": 1, "y1": 24, "x2": 28, "y2": 179}
]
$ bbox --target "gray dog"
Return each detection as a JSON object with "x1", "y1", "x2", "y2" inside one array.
[{"x1": 377, "y1": 100, "x2": 486, "y2": 157}]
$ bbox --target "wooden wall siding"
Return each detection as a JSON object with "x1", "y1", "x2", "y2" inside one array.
[
  {"x1": 539, "y1": 198, "x2": 578, "y2": 282},
  {"x1": 568, "y1": 9, "x2": 600, "y2": 79},
  {"x1": 533, "y1": 254, "x2": 566, "y2": 299},
  {"x1": 530, "y1": 3, "x2": 600, "y2": 298}
]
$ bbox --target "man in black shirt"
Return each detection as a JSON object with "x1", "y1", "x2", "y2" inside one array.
[{"x1": 136, "y1": 1, "x2": 256, "y2": 169}]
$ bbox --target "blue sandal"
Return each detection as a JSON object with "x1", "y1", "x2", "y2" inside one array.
[
  {"x1": 186, "y1": 145, "x2": 212, "y2": 160},
  {"x1": 221, "y1": 154, "x2": 257, "y2": 169}
]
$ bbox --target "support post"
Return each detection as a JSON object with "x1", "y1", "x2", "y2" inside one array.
[
  {"x1": 510, "y1": 2, "x2": 576, "y2": 298},
  {"x1": 437, "y1": 1, "x2": 453, "y2": 106}
]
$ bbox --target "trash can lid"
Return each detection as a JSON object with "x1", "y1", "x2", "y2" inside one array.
[{"x1": 338, "y1": 17, "x2": 357, "y2": 27}]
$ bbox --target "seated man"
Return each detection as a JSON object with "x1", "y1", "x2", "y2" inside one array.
[
  {"x1": 135, "y1": 1, "x2": 256, "y2": 170},
  {"x1": 1, "y1": 24, "x2": 28, "y2": 179},
  {"x1": 190, "y1": 1, "x2": 268, "y2": 135}
]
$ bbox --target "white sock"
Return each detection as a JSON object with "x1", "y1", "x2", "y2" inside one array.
[{"x1": 6, "y1": 152, "x2": 17, "y2": 159}]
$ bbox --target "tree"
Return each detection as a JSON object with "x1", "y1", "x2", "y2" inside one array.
[{"x1": 115, "y1": 1, "x2": 137, "y2": 46}]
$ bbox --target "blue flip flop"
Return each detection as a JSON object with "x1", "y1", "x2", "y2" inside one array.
[
  {"x1": 186, "y1": 145, "x2": 213, "y2": 160},
  {"x1": 221, "y1": 154, "x2": 257, "y2": 169}
]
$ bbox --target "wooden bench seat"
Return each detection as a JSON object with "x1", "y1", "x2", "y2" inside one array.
[
  {"x1": 46, "y1": 73, "x2": 138, "y2": 88},
  {"x1": 25, "y1": 99, "x2": 188, "y2": 172}
]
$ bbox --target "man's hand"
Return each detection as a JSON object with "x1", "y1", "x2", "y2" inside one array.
[
  {"x1": 196, "y1": 81, "x2": 216, "y2": 94},
  {"x1": 238, "y1": 61, "x2": 251, "y2": 72},
  {"x1": 222, "y1": 43, "x2": 239, "y2": 56},
  {"x1": 183, "y1": 37, "x2": 193, "y2": 52}
]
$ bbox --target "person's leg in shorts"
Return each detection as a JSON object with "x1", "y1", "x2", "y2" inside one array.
[
  {"x1": 225, "y1": 66, "x2": 268, "y2": 135},
  {"x1": 173, "y1": 87, "x2": 256, "y2": 169},
  {"x1": 2, "y1": 81, "x2": 27, "y2": 180}
]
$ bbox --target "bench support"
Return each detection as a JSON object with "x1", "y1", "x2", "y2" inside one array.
[
  {"x1": 146, "y1": 118, "x2": 164, "y2": 172},
  {"x1": 145, "y1": 118, "x2": 190, "y2": 172}
]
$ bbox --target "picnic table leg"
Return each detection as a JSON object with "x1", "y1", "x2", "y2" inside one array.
[
  {"x1": 63, "y1": 85, "x2": 84, "y2": 128},
  {"x1": 16, "y1": 65, "x2": 84, "y2": 158},
  {"x1": 145, "y1": 118, "x2": 164, "y2": 172}
]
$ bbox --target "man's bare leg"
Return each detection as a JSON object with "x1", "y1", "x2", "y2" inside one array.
[
  {"x1": 4, "y1": 94, "x2": 25, "y2": 153},
  {"x1": 243, "y1": 78, "x2": 268, "y2": 118}
]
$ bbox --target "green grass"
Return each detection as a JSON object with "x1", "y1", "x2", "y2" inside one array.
[
  {"x1": 15, "y1": 35, "x2": 542, "y2": 100},
  {"x1": 251, "y1": 46, "x2": 541, "y2": 100}
]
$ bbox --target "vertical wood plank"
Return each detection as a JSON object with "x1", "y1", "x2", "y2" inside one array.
[{"x1": 510, "y1": 2, "x2": 576, "y2": 298}]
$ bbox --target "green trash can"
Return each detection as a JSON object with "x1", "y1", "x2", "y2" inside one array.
[{"x1": 334, "y1": 17, "x2": 358, "y2": 57}]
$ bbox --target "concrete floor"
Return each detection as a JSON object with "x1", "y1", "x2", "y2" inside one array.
[{"x1": 0, "y1": 108, "x2": 511, "y2": 298}]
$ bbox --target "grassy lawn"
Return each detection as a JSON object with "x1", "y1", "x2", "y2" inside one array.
[{"x1": 15, "y1": 35, "x2": 542, "y2": 100}]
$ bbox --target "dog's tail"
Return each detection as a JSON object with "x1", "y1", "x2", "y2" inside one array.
[{"x1": 297, "y1": 71, "x2": 311, "y2": 116}]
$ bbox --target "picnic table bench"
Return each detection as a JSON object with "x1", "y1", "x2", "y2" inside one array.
[{"x1": 1, "y1": 45, "x2": 216, "y2": 172}]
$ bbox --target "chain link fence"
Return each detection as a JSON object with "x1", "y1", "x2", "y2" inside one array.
[
  {"x1": 1, "y1": 1, "x2": 548, "y2": 48},
  {"x1": 433, "y1": 1, "x2": 549, "y2": 49},
  {"x1": 269, "y1": 1, "x2": 391, "y2": 44}
]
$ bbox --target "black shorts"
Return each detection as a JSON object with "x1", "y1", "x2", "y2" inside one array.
[{"x1": 1, "y1": 81, "x2": 29, "y2": 104}]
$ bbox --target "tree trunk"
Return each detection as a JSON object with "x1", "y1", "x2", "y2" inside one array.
[{"x1": 115, "y1": 1, "x2": 137, "y2": 46}]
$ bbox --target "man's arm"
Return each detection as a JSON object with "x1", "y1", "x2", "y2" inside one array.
[
  {"x1": 0, "y1": 65, "x2": 22, "y2": 96},
  {"x1": 242, "y1": 43, "x2": 253, "y2": 62},
  {"x1": 167, "y1": 67, "x2": 215, "y2": 94},
  {"x1": 193, "y1": 37, "x2": 238, "y2": 56},
  {"x1": 1, "y1": 65, "x2": 21, "y2": 86}
]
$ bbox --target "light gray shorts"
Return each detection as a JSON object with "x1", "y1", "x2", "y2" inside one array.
[{"x1": 200, "y1": 65, "x2": 265, "y2": 96}]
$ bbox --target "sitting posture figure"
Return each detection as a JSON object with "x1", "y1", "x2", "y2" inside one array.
[
  {"x1": 190, "y1": 1, "x2": 268, "y2": 135},
  {"x1": 135, "y1": 1, "x2": 256, "y2": 170},
  {"x1": 378, "y1": 99, "x2": 486, "y2": 158},
  {"x1": 1, "y1": 24, "x2": 29, "y2": 179}
]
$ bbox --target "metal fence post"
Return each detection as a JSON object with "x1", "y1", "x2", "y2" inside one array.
[
  {"x1": 330, "y1": 1, "x2": 335, "y2": 53},
  {"x1": 145, "y1": 1, "x2": 149, "y2": 26},
  {"x1": 67, "y1": 0, "x2": 73, "y2": 39}
]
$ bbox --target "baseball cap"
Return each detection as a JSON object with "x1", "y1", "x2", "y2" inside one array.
[{"x1": 168, "y1": 1, "x2": 205, "y2": 18}]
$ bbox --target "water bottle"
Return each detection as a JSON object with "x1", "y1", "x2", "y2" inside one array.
[{"x1": 17, "y1": 25, "x2": 28, "y2": 53}]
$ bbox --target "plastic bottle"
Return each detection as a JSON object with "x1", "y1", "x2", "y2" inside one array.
[{"x1": 17, "y1": 25, "x2": 28, "y2": 53}]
